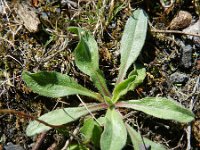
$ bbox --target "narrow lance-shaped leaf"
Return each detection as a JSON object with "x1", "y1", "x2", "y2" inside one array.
[
  {"x1": 125, "y1": 123, "x2": 166, "y2": 150},
  {"x1": 68, "y1": 27, "x2": 111, "y2": 97},
  {"x1": 26, "y1": 103, "x2": 107, "y2": 136},
  {"x1": 116, "y1": 97, "x2": 195, "y2": 123},
  {"x1": 100, "y1": 108, "x2": 127, "y2": 150},
  {"x1": 117, "y1": 9, "x2": 148, "y2": 84},
  {"x1": 22, "y1": 71, "x2": 103, "y2": 102},
  {"x1": 112, "y1": 65, "x2": 146, "y2": 103}
]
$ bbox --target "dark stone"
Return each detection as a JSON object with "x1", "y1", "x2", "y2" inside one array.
[
  {"x1": 170, "y1": 72, "x2": 189, "y2": 84},
  {"x1": 181, "y1": 45, "x2": 192, "y2": 68}
]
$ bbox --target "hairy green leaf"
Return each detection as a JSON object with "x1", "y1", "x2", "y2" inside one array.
[
  {"x1": 126, "y1": 123, "x2": 166, "y2": 150},
  {"x1": 80, "y1": 118, "x2": 102, "y2": 147},
  {"x1": 117, "y1": 9, "x2": 148, "y2": 84},
  {"x1": 117, "y1": 97, "x2": 194, "y2": 123},
  {"x1": 68, "y1": 27, "x2": 99, "y2": 76},
  {"x1": 112, "y1": 65, "x2": 146, "y2": 102},
  {"x1": 100, "y1": 108, "x2": 127, "y2": 150},
  {"x1": 22, "y1": 71, "x2": 103, "y2": 101},
  {"x1": 113, "y1": 75, "x2": 137, "y2": 102},
  {"x1": 68, "y1": 27, "x2": 111, "y2": 97},
  {"x1": 26, "y1": 103, "x2": 107, "y2": 136}
]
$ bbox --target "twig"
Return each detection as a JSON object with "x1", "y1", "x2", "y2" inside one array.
[
  {"x1": 186, "y1": 76, "x2": 199, "y2": 150},
  {"x1": 61, "y1": 126, "x2": 79, "y2": 150},
  {"x1": 0, "y1": 109, "x2": 63, "y2": 129},
  {"x1": 0, "y1": 36, "x2": 15, "y2": 47},
  {"x1": 41, "y1": 38, "x2": 68, "y2": 63},
  {"x1": 0, "y1": 89, "x2": 6, "y2": 97},
  {"x1": 190, "y1": 77, "x2": 200, "y2": 109},
  {"x1": 151, "y1": 29, "x2": 200, "y2": 37},
  {"x1": 76, "y1": 95, "x2": 101, "y2": 126},
  {"x1": 32, "y1": 132, "x2": 47, "y2": 150},
  {"x1": 6, "y1": 55, "x2": 23, "y2": 67},
  {"x1": 135, "y1": 120, "x2": 151, "y2": 150}
]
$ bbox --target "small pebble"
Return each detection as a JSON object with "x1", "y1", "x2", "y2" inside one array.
[
  {"x1": 170, "y1": 72, "x2": 189, "y2": 84},
  {"x1": 4, "y1": 142, "x2": 24, "y2": 150},
  {"x1": 40, "y1": 12, "x2": 48, "y2": 21},
  {"x1": 183, "y1": 19, "x2": 200, "y2": 48},
  {"x1": 181, "y1": 45, "x2": 192, "y2": 68},
  {"x1": 169, "y1": 11, "x2": 192, "y2": 30},
  {"x1": 61, "y1": 0, "x2": 77, "y2": 8}
]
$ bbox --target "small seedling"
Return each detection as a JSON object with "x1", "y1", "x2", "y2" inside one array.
[{"x1": 22, "y1": 9, "x2": 194, "y2": 150}]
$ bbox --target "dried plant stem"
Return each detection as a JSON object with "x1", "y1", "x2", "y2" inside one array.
[
  {"x1": 186, "y1": 77, "x2": 199, "y2": 150},
  {"x1": 61, "y1": 127, "x2": 79, "y2": 150},
  {"x1": 0, "y1": 36, "x2": 15, "y2": 47},
  {"x1": 32, "y1": 132, "x2": 47, "y2": 150},
  {"x1": 151, "y1": 29, "x2": 200, "y2": 37},
  {"x1": 6, "y1": 55, "x2": 23, "y2": 67},
  {"x1": 76, "y1": 94, "x2": 101, "y2": 126},
  {"x1": 0, "y1": 109, "x2": 62, "y2": 129}
]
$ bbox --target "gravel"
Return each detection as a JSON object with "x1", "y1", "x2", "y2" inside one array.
[{"x1": 170, "y1": 72, "x2": 189, "y2": 84}]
